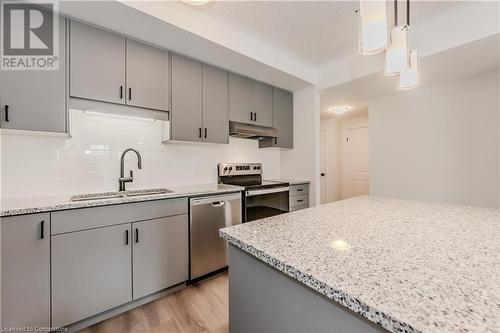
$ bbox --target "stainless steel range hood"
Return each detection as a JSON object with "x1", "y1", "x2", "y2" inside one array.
[{"x1": 229, "y1": 121, "x2": 278, "y2": 139}]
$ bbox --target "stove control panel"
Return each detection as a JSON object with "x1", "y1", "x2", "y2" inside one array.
[{"x1": 218, "y1": 163, "x2": 262, "y2": 176}]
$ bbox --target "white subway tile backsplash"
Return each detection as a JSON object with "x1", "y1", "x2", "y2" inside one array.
[{"x1": 1, "y1": 109, "x2": 281, "y2": 198}]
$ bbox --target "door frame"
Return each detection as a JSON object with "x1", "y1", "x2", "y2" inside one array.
[
  {"x1": 320, "y1": 128, "x2": 328, "y2": 204},
  {"x1": 340, "y1": 117, "x2": 369, "y2": 199}
]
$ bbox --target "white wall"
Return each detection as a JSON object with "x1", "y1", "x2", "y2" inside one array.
[
  {"x1": 320, "y1": 118, "x2": 340, "y2": 203},
  {"x1": 0, "y1": 110, "x2": 281, "y2": 198},
  {"x1": 370, "y1": 72, "x2": 500, "y2": 208},
  {"x1": 281, "y1": 86, "x2": 320, "y2": 206}
]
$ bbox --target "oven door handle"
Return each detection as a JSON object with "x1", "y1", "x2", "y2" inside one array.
[{"x1": 246, "y1": 187, "x2": 289, "y2": 197}]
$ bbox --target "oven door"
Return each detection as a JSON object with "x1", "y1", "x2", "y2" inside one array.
[{"x1": 245, "y1": 187, "x2": 289, "y2": 222}]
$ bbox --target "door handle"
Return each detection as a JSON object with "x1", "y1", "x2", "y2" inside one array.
[
  {"x1": 321, "y1": 173, "x2": 326, "y2": 177},
  {"x1": 135, "y1": 228, "x2": 139, "y2": 243},
  {"x1": 40, "y1": 220, "x2": 45, "y2": 239},
  {"x1": 5, "y1": 105, "x2": 9, "y2": 122}
]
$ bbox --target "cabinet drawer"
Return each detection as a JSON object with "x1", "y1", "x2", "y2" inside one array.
[
  {"x1": 289, "y1": 194, "x2": 309, "y2": 208},
  {"x1": 51, "y1": 198, "x2": 188, "y2": 235},
  {"x1": 290, "y1": 204, "x2": 309, "y2": 212},
  {"x1": 289, "y1": 184, "x2": 309, "y2": 197}
]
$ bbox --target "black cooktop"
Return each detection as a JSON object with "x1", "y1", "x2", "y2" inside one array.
[{"x1": 220, "y1": 175, "x2": 288, "y2": 190}]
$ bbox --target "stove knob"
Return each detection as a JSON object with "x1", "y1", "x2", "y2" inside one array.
[
  {"x1": 253, "y1": 166, "x2": 257, "y2": 170},
  {"x1": 223, "y1": 167, "x2": 228, "y2": 173},
  {"x1": 257, "y1": 166, "x2": 261, "y2": 170},
  {"x1": 229, "y1": 167, "x2": 233, "y2": 172}
]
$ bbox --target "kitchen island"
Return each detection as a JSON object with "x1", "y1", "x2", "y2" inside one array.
[{"x1": 220, "y1": 196, "x2": 500, "y2": 333}]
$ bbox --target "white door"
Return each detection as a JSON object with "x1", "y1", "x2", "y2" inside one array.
[
  {"x1": 343, "y1": 126, "x2": 369, "y2": 198},
  {"x1": 320, "y1": 129, "x2": 328, "y2": 204}
]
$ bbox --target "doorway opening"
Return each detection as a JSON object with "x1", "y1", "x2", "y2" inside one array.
[{"x1": 319, "y1": 109, "x2": 369, "y2": 204}]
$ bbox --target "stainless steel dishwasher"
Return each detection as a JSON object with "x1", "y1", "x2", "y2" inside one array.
[{"x1": 189, "y1": 192, "x2": 242, "y2": 280}]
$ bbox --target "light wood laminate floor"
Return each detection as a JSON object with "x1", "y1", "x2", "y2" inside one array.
[{"x1": 77, "y1": 273, "x2": 228, "y2": 333}]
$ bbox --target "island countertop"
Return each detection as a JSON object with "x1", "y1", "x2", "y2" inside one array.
[{"x1": 220, "y1": 196, "x2": 500, "y2": 333}]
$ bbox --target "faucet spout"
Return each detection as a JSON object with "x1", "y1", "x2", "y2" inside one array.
[{"x1": 119, "y1": 148, "x2": 143, "y2": 191}]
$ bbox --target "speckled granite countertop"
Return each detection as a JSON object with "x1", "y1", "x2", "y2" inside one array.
[
  {"x1": 1, "y1": 183, "x2": 243, "y2": 217},
  {"x1": 220, "y1": 196, "x2": 500, "y2": 333}
]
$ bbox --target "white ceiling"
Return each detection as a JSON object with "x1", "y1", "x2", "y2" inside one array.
[
  {"x1": 193, "y1": 0, "x2": 471, "y2": 68},
  {"x1": 320, "y1": 34, "x2": 500, "y2": 119}
]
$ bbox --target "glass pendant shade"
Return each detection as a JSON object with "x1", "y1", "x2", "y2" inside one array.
[
  {"x1": 385, "y1": 26, "x2": 407, "y2": 76},
  {"x1": 398, "y1": 50, "x2": 419, "y2": 90},
  {"x1": 359, "y1": 1, "x2": 388, "y2": 55}
]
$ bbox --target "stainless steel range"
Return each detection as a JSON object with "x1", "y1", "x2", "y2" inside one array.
[{"x1": 218, "y1": 163, "x2": 289, "y2": 222}]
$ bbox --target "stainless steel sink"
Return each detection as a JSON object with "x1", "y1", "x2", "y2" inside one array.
[{"x1": 70, "y1": 188, "x2": 173, "y2": 202}]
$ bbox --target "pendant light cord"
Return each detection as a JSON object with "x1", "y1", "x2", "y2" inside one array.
[
  {"x1": 407, "y1": 0, "x2": 410, "y2": 26},
  {"x1": 394, "y1": 0, "x2": 398, "y2": 26}
]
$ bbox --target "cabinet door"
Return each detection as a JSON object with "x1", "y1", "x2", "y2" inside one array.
[
  {"x1": 126, "y1": 40, "x2": 169, "y2": 111},
  {"x1": 52, "y1": 224, "x2": 132, "y2": 327},
  {"x1": 0, "y1": 16, "x2": 66, "y2": 132},
  {"x1": 229, "y1": 73, "x2": 253, "y2": 124},
  {"x1": 1, "y1": 213, "x2": 50, "y2": 330},
  {"x1": 132, "y1": 215, "x2": 188, "y2": 299},
  {"x1": 202, "y1": 65, "x2": 229, "y2": 144},
  {"x1": 171, "y1": 54, "x2": 202, "y2": 142},
  {"x1": 252, "y1": 81, "x2": 273, "y2": 127},
  {"x1": 260, "y1": 88, "x2": 293, "y2": 148},
  {"x1": 70, "y1": 21, "x2": 125, "y2": 104}
]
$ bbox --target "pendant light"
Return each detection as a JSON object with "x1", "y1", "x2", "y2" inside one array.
[
  {"x1": 384, "y1": 0, "x2": 408, "y2": 76},
  {"x1": 358, "y1": 0, "x2": 388, "y2": 55},
  {"x1": 398, "y1": 0, "x2": 419, "y2": 90}
]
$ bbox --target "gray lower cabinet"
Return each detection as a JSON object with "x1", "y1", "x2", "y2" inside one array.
[
  {"x1": 51, "y1": 223, "x2": 132, "y2": 327},
  {"x1": 126, "y1": 40, "x2": 169, "y2": 111},
  {"x1": 1, "y1": 213, "x2": 50, "y2": 331},
  {"x1": 202, "y1": 64, "x2": 229, "y2": 144},
  {"x1": 171, "y1": 54, "x2": 203, "y2": 142},
  {"x1": 132, "y1": 215, "x2": 189, "y2": 299},
  {"x1": 289, "y1": 184, "x2": 310, "y2": 212},
  {"x1": 259, "y1": 88, "x2": 294, "y2": 149},
  {"x1": 70, "y1": 21, "x2": 126, "y2": 104},
  {"x1": 0, "y1": 16, "x2": 66, "y2": 133}
]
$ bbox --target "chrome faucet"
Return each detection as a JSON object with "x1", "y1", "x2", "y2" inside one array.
[{"x1": 119, "y1": 148, "x2": 142, "y2": 191}]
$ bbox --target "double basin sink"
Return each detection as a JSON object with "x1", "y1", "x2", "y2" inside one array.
[{"x1": 70, "y1": 188, "x2": 173, "y2": 202}]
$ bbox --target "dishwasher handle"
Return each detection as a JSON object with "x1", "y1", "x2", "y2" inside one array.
[{"x1": 190, "y1": 193, "x2": 241, "y2": 206}]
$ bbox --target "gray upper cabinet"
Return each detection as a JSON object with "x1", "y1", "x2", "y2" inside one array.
[
  {"x1": 0, "y1": 16, "x2": 66, "y2": 133},
  {"x1": 171, "y1": 54, "x2": 203, "y2": 142},
  {"x1": 202, "y1": 64, "x2": 229, "y2": 144},
  {"x1": 229, "y1": 73, "x2": 273, "y2": 127},
  {"x1": 229, "y1": 73, "x2": 254, "y2": 124},
  {"x1": 70, "y1": 21, "x2": 126, "y2": 104},
  {"x1": 260, "y1": 88, "x2": 294, "y2": 149},
  {"x1": 126, "y1": 40, "x2": 169, "y2": 111},
  {"x1": 1, "y1": 213, "x2": 50, "y2": 330},
  {"x1": 51, "y1": 223, "x2": 132, "y2": 327},
  {"x1": 252, "y1": 81, "x2": 273, "y2": 127},
  {"x1": 132, "y1": 215, "x2": 189, "y2": 299}
]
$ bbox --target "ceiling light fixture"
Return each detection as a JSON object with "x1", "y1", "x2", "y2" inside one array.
[
  {"x1": 181, "y1": 0, "x2": 210, "y2": 5},
  {"x1": 329, "y1": 106, "x2": 352, "y2": 115},
  {"x1": 358, "y1": 0, "x2": 419, "y2": 90},
  {"x1": 358, "y1": 0, "x2": 388, "y2": 55},
  {"x1": 384, "y1": 0, "x2": 407, "y2": 76}
]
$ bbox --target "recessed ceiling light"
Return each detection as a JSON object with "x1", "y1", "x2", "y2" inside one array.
[
  {"x1": 181, "y1": 0, "x2": 211, "y2": 5},
  {"x1": 328, "y1": 106, "x2": 352, "y2": 115}
]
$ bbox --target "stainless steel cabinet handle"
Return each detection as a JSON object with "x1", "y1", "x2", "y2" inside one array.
[
  {"x1": 5, "y1": 105, "x2": 9, "y2": 122},
  {"x1": 250, "y1": 112, "x2": 253, "y2": 121},
  {"x1": 125, "y1": 230, "x2": 129, "y2": 245},
  {"x1": 297, "y1": 199, "x2": 304, "y2": 203},
  {"x1": 198, "y1": 127, "x2": 202, "y2": 138},
  {"x1": 297, "y1": 188, "x2": 303, "y2": 192},
  {"x1": 204, "y1": 128, "x2": 208, "y2": 139},
  {"x1": 128, "y1": 87, "x2": 132, "y2": 101},
  {"x1": 253, "y1": 112, "x2": 257, "y2": 121},
  {"x1": 211, "y1": 201, "x2": 225, "y2": 207},
  {"x1": 119, "y1": 86, "x2": 123, "y2": 99},
  {"x1": 135, "y1": 228, "x2": 139, "y2": 243}
]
